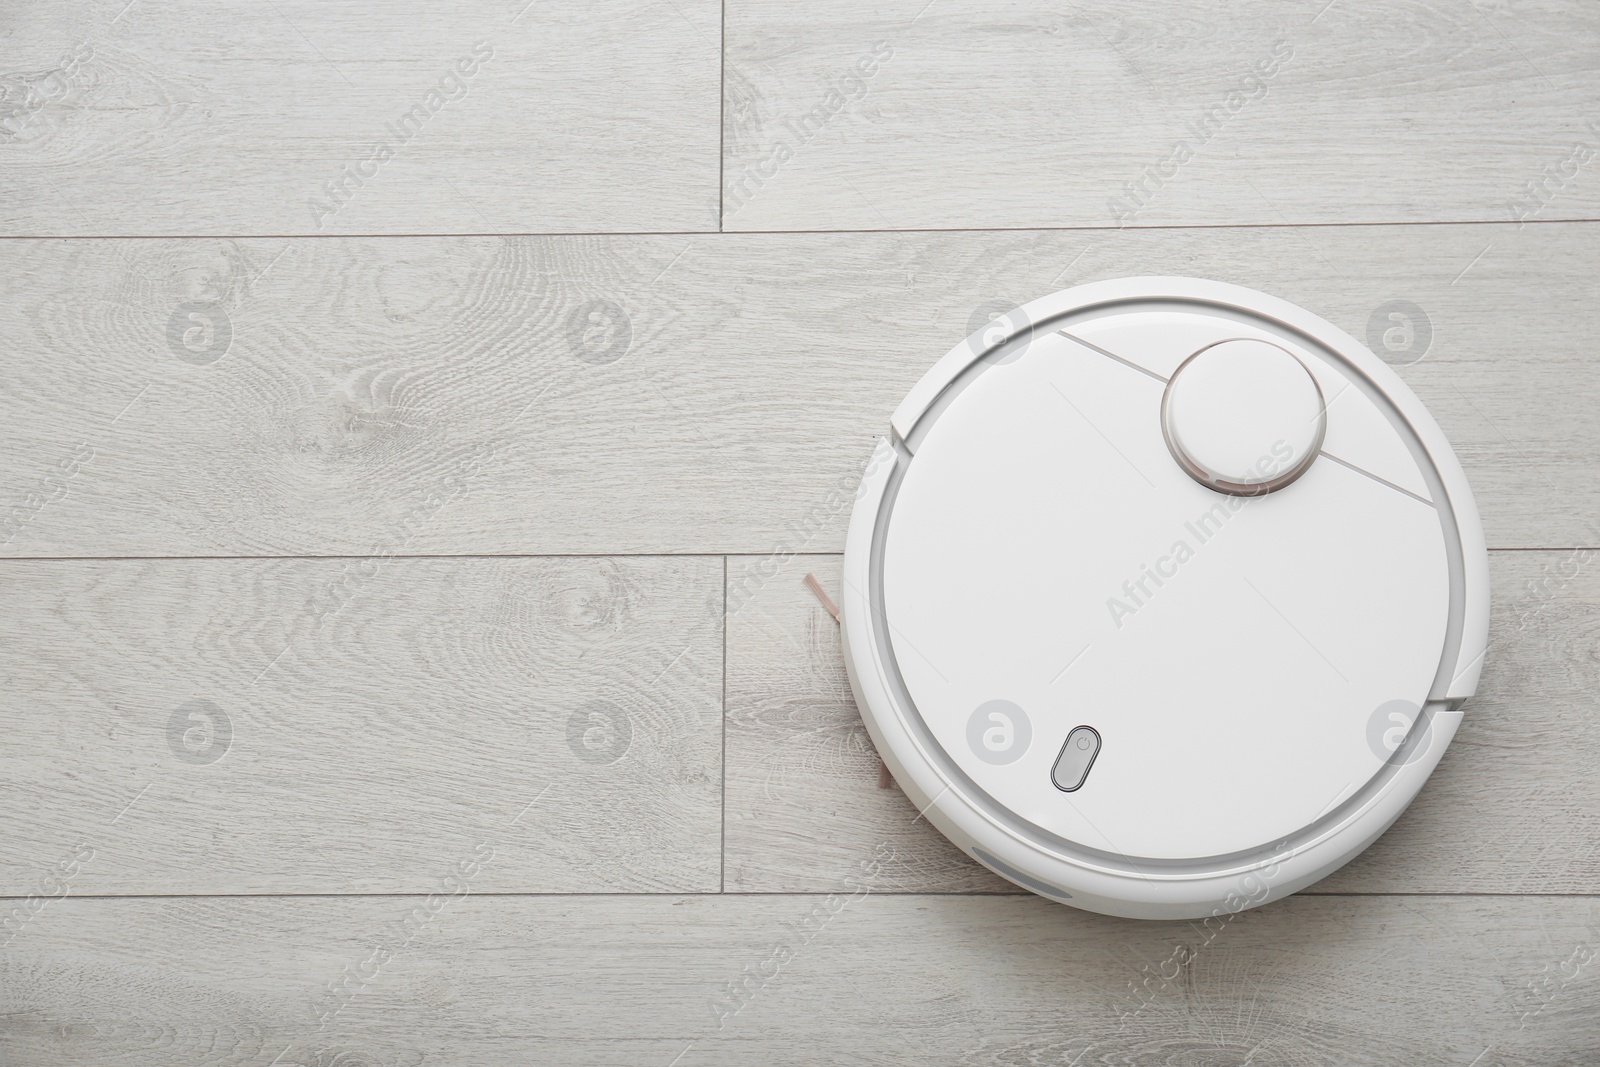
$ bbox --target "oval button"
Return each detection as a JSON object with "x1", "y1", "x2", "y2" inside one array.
[{"x1": 1051, "y1": 726, "x2": 1101, "y2": 792}]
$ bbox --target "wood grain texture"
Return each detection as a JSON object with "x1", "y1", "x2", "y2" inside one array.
[
  {"x1": 723, "y1": 0, "x2": 1600, "y2": 231},
  {"x1": 1, "y1": 893, "x2": 1596, "y2": 1065},
  {"x1": 0, "y1": 556, "x2": 724, "y2": 894},
  {"x1": 0, "y1": 0, "x2": 721, "y2": 235},
  {"x1": 1, "y1": 222, "x2": 1596, "y2": 557},
  {"x1": 724, "y1": 552, "x2": 1600, "y2": 895}
]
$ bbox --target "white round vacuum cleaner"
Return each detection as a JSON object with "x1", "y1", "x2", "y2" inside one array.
[{"x1": 841, "y1": 277, "x2": 1487, "y2": 920}]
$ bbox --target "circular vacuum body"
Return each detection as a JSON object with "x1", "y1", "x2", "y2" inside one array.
[{"x1": 841, "y1": 277, "x2": 1488, "y2": 920}]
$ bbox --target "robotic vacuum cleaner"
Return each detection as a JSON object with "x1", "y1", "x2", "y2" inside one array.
[{"x1": 841, "y1": 277, "x2": 1487, "y2": 919}]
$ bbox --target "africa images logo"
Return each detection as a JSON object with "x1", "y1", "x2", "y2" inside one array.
[
  {"x1": 307, "y1": 42, "x2": 495, "y2": 229},
  {"x1": 722, "y1": 41, "x2": 894, "y2": 219},
  {"x1": 1107, "y1": 39, "x2": 1293, "y2": 226},
  {"x1": 1104, "y1": 440, "x2": 1293, "y2": 629}
]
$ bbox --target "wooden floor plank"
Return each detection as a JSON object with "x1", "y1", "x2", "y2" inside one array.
[
  {"x1": 1, "y1": 223, "x2": 1595, "y2": 557},
  {"x1": 0, "y1": 1, "x2": 721, "y2": 235},
  {"x1": 723, "y1": 0, "x2": 1600, "y2": 231},
  {"x1": 1, "y1": 893, "x2": 1595, "y2": 1066},
  {"x1": 0, "y1": 556, "x2": 724, "y2": 895},
  {"x1": 725, "y1": 552, "x2": 1600, "y2": 895}
]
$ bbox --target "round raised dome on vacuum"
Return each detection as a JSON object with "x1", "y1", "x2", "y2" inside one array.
[{"x1": 1161, "y1": 338, "x2": 1326, "y2": 496}]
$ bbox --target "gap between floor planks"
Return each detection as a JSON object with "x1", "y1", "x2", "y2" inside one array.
[{"x1": 2, "y1": 218, "x2": 1598, "y2": 240}]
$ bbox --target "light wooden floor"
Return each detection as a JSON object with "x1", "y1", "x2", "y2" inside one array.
[{"x1": 3, "y1": 1, "x2": 1598, "y2": 1064}]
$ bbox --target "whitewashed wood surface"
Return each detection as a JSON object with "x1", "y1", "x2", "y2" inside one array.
[
  {"x1": 0, "y1": 556, "x2": 724, "y2": 895},
  {"x1": 724, "y1": 0, "x2": 1600, "y2": 231},
  {"x1": 2, "y1": 222, "x2": 1597, "y2": 556},
  {"x1": 2, "y1": 894, "x2": 1597, "y2": 1066},
  {"x1": 0, "y1": 1, "x2": 722, "y2": 235},
  {"x1": 4, "y1": 0, "x2": 1600, "y2": 1063}
]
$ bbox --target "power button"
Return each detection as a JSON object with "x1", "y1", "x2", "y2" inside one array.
[{"x1": 1052, "y1": 726, "x2": 1101, "y2": 792}]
